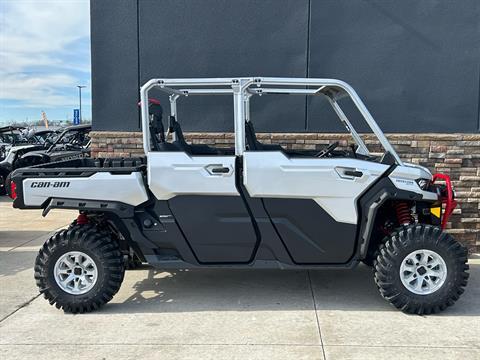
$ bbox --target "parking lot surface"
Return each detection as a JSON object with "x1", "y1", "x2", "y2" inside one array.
[{"x1": 0, "y1": 196, "x2": 479, "y2": 360}]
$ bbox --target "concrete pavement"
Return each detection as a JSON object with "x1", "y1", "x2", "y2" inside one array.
[{"x1": 0, "y1": 196, "x2": 479, "y2": 360}]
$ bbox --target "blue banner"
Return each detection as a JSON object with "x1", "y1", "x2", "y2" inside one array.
[{"x1": 73, "y1": 109, "x2": 80, "y2": 125}]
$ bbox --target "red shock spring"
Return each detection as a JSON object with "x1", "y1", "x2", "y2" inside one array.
[
  {"x1": 394, "y1": 202, "x2": 413, "y2": 225},
  {"x1": 76, "y1": 213, "x2": 89, "y2": 225}
]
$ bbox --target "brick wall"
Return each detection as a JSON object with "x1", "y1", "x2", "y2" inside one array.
[{"x1": 90, "y1": 131, "x2": 480, "y2": 252}]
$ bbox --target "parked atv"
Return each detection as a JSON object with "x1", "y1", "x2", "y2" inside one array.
[
  {"x1": 9, "y1": 77, "x2": 468, "y2": 314},
  {"x1": 0, "y1": 126, "x2": 46, "y2": 194},
  {"x1": 14, "y1": 124, "x2": 91, "y2": 168},
  {"x1": 25, "y1": 129, "x2": 58, "y2": 145},
  {"x1": 0, "y1": 126, "x2": 27, "y2": 156}
]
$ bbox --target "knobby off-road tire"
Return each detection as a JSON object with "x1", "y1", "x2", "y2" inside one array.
[
  {"x1": 68, "y1": 219, "x2": 143, "y2": 270},
  {"x1": 34, "y1": 224, "x2": 125, "y2": 313},
  {"x1": 68, "y1": 220, "x2": 142, "y2": 270},
  {"x1": 374, "y1": 224, "x2": 469, "y2": 314}
]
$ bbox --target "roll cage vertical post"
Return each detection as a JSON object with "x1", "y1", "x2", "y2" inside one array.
[
  {"x1": 232, "y1": 79, "x2": 255, "y2": 155},
  {"x1": 139, "y1": 77, "x2": 403, "y2": 165},
  {"x1": 244, "y1": 92, "x2": 253, "y2": 124},
  {"x1": 326, "y1": 96, "x2": 370, "y2": 156},
  {"x1": 169, "y1": 94, "x2": 180, "y2": 141},
  {"x1": 169, "y1": 94, "x2": 180, "y2": 119}
]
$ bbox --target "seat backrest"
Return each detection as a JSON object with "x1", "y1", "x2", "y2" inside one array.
[
  {"x1": 169, "y1": 116, "x2": 192, "y2": 153},
  {"x1": 149, "y1": 103, "x2": 165, "y2": 151},
  {"x1": 137, "y1": 99, "x2": 165, "y2": 151},
  {"x1": 245, "y1": 121, "x2": 261, "y2": 150},
  {"x1": 245, "y1": 121, "x2": 284, "y2": 152},
  {"x1": 167, "y1": 116, "x2": 223, "y2": 155}
]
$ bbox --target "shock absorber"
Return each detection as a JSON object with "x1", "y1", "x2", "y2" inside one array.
[
  {"x1": 394, "y1": 202, "x2": 414, "y2": 225},
  {"x1": 76, "y1": 213, "x2": 89, "y2": 225}
]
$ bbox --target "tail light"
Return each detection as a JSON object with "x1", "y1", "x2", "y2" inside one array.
[{"x1": 9, "y1": 181, "x2": 17, "y2": 200}]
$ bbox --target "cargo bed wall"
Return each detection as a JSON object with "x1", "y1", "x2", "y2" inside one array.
[{"x1": 12, "y1": 168, "x2": 148, "y2": 208}]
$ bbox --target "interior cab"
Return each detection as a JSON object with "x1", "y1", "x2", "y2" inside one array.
[{"x1": 142, "y1": 78, "x2": 398, "y2": 265}]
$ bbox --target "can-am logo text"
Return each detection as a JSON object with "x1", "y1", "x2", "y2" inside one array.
[{"x1": 30, "y1": 181, "x2": 70, "y2": 188}]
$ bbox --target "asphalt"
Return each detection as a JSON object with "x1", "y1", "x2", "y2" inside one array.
[{"x1": 0, "y1": 196, "x2": 479, "y2": 360}]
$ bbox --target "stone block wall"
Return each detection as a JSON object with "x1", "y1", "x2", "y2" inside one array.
[{"x1": 90, "y1": 131, "x2": 480, "y2": 252}]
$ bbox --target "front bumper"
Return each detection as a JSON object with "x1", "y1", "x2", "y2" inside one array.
[{"x1": 431, "y1": 173, "x2": 457, "y2": 229}]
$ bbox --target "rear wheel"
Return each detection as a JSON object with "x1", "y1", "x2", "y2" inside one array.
[
  {"x1": 34, "y1": 224, "x2": 125, "y2": 313},
  {"x1": 374, "y1": 224, "x2": 469, "y2": 314}
]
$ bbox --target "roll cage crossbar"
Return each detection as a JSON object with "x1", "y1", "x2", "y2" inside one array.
[
  {"x1": 46, "y1": 125, "x2": 91, "y2": 153},
  {"x1": 140, "y1": 77, "x2": 403, "y2": 165}
]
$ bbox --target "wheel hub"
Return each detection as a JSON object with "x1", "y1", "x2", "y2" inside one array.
[
  {"x1": 54, "y1": 251, "x2": 98, "y2": 295},
  {"x1": 399, "y1": 249, "x2": 447, "y2": 295},
  {"x1": 417, "y1": 266, "x2": 427, "y2": 276}
]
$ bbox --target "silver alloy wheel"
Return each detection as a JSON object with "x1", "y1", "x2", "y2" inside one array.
[
  {"x1": 54, "y1": 251, "x2": 98, "y2": 295},
  {"x1": 399, "y1": 249, "x2": 447, "y2": 295}
]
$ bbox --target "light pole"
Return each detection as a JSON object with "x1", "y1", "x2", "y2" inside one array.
[{"x1": 77, "y1": 85, "x2": 86, "y2": 123}]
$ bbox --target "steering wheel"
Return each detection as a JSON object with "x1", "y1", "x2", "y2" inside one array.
[
  {"x1": 63, "y1": 143, "x2": 78, "y2": 151},
  {"x1": 315, "y1": 141, "x2": 339, "y2": 158}
]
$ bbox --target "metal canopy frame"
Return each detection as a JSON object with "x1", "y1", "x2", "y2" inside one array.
[{"x1": 140, "y1": 77, "x2": 403, "y2": 165}]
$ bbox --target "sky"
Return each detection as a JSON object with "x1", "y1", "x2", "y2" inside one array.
[{"x1": 0, "y1": 0, "x2": 91, "y2": 125}]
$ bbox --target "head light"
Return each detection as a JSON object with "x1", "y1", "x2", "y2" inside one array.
[{"x1": 416, "y1": 178, "x2": 430, "y2": 190}]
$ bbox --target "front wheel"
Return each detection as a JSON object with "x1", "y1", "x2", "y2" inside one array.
[
  {"x1": 374, "y1": 224, "x2": 469, "y2": 314},
  {"x1": 34, "y1": 224, "x2": 125, "y2": 313}
]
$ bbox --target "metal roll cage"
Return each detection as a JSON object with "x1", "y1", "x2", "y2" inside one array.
[{"x1": 140, "y1": 77, "x2": 403, "y2": 165}]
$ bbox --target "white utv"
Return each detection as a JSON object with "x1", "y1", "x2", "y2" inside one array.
[
  {"x1": 0, "y1": 126, "x2": 45, "y2": 194},
  {"x1": 9, "y1": 77, "x2": 468, "y2": 314}
]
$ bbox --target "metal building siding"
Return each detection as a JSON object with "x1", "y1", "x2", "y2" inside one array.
[
  {"x1": 91, "y1": 0, "x2": 480, "y2": 133},
  {"x1": 138, "y1": 0, "x2": 309, "y2": 132},
  {"x1": 90, "y1": 0, "x2": 140, "y2": 131},
  {"x1": 307, "y1": 0, "x2": 480, "y2": 133}
]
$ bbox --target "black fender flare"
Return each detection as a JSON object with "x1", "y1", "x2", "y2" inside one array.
[
  {"x1": 355, "y1": 177, "x2": 435, "y2": 260},
  {"x1": 16, "y1": 153, "x2": 50, "y2": 168},
  {"x1": 42, "y1": 198, "x2": 159, "y2": 262}
]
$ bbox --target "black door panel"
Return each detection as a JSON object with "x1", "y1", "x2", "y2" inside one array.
[
  {"x1": 168, "y1": 196, "x2": 258, "y2": 263},
  {"x1": 263, "y1": 199, "x2": 356, "y2": 264}
]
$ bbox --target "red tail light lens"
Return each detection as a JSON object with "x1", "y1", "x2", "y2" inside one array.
[{"x1": 10, "y1": 181, "x2": 17, "y2": 200}]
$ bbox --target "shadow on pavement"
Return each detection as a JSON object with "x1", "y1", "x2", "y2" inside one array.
[
  {"x1": 0, "y1": 250, "x2": 38, "y2": 277},
  {"x1": 0, "y1": 230, "x2": 49, "y2": 277},
  {"x1": 101, "y1": 261, "x2": 480, "y2": 316},
  {"x1": 0, "y1": 231, "x2": 50, "y2": 246}
]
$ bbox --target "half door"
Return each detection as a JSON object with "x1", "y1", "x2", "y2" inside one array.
[
  {"x1": 243, "y1": 151, "x2": 389, "y2": 264},
  {"x1": 148, "y1": 152, "x2": 258, "y2": 263}
]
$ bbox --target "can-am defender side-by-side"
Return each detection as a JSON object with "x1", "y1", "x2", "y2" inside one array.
[{"x1": 9, "y1": 77, "x2": 468, "y2": 314}]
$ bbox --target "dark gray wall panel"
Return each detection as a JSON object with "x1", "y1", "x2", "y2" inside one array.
[
  {"x1": 90, "y1": 0, "x2": 139, "y2": 131},
  {"x1": 138, "y1": 0, "x2": 309, "y2": 132},
  {"x1": 91, "y1": 0, "x2": 480, "y2": 133},
  {"x1": 307, "y1": 0, "x2": 480, "y2": 133}
]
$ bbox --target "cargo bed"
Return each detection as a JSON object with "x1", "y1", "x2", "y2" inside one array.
[{"x1": 10, "y1": 157, "x2": 149, "y2": 210}]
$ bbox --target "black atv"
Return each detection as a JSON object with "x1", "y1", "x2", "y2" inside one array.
[{"x1": 14, "y1": 124, "x2": 91, "y2": 168}]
